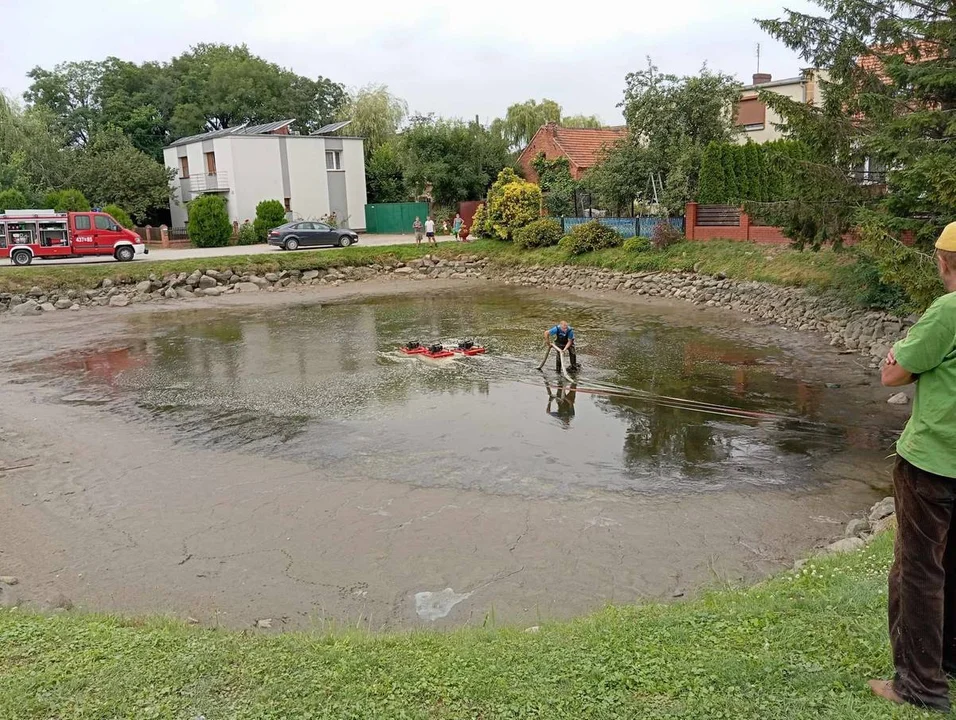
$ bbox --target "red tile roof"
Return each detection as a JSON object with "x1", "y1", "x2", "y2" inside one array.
[{"x1": 550, "y1": 125, "x2": 627, "y2": 169}]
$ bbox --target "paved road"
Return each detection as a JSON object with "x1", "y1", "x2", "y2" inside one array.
[{"x1": 4, "y1": 234, "x2": 461, "y2": 268}]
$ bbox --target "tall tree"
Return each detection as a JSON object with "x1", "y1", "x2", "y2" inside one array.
[
  {"x1": 365, "y1": 141, "x2": 407, "y2": 203},
  {"x1": 493, "y1": 98, "x2": 562, "y2": 151},
  {"x1": 401, "y1": 117, "x2": 510, "y2": 205},
  {"x1": 337, "y1": 84, "x2": 407, "y2": 157},
  {"x1": 68, "y1": 128, "x2": 174, "y2": 222},
  {"x1": 24, "y1": 61, "x2": 105, "y2": 146},
  {"x1": 587, "y1": 59, "x2": 740, "y2": 213},
  {"x1": 755, "y1": 0, "x2": 949, "y2": 279}
]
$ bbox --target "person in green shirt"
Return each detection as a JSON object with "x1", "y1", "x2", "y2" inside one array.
[{"x1": 869, "y1": 224, "x2": 956, "y2": 712}]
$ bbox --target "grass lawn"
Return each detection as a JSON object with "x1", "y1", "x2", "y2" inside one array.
[
  {"x1": 0, "y1": 533, "x2": 939, "y2": 719},
  {"x1": 0, "y1": 239, "x2": 855, "y2": 297}
]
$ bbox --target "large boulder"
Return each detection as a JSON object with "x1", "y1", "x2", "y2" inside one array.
[
  {"x1": 234, "y1": 282, "x2": 260, "y2": 293},
  {"x1": 109, "y1": 295, "x2": 130, "y2": 308},
  {"x1": 198, "y1": 275, "x2": 218, "y2": 290},
  {"x1": 10, "y1": 299, "x2": 41, "y2": 316}
]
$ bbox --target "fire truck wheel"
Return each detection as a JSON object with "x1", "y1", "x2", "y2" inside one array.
[
  {"x1": 11, "y1": 249, "x2": 32, "y2": 266},
  {"x1": 115, "y1": 246, "x2": 135, "y2": 262}
]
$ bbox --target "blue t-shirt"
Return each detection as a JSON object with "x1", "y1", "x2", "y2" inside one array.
[{"x1": 549, "y1": 325, "x2": 574, "y2": 344}]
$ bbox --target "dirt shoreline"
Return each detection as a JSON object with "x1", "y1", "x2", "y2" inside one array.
[{"x1": 0, "y1": 279, "x2": 905, "y2": 630}]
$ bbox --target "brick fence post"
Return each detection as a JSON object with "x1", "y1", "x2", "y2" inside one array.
[
  {"x1": 145, "y1": 225, "x2": 153, "y2": 244},
  {"x1": 740, "y1": 208, "x2": 751, "y2": 242},
  {"x1": 160, "y1": 225, "x2": 170, "y2": 249},
  {"x1": 685, "y1": 202, "x2": 698, "y2": 240}
]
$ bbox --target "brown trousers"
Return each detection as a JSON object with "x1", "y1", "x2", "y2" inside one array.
[{"x1": 890, "y1": 456, "x2": 956, "y2": 712}]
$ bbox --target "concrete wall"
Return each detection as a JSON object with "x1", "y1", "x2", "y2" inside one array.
[
  {"x1": 342, "y1": 138, "x2": 367, "y2": 231},
  {"x1": 229, "y1": 138, "x2": 285, "y2": 225},
  {"x1": 285, "y1": 137, "x2": 331, "y2": 223}
]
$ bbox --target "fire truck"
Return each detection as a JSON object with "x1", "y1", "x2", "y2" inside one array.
[{"x1": 0, "y1": 209, "x2": 148, "y2": 266}]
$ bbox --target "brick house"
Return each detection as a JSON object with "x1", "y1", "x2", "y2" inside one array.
[{"x1": 517, "y1": 123, "x2": 627, "y2": 183}]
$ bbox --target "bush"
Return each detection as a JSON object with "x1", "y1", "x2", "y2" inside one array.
[
  {"x1": 650, "y1": 220, "x2": 684, "y2": 250},
  {"x1": 237, "y1": 222, "x2": 259, "y2": 246},
  {"x1": 253, "y1": 200, "x2": 287, "y2": 242},
  {"x1": 188, "y1": 195, "x2": 232, "y2": 248},
  {"x1": 622, "y1": 236, "x2": 652, "y2": 253},
  {"x1": 0, "y1": 188, "x2": 28, "y2": 211},
  {"x1": 102, "y1": 204, "x2": 133, "y2": 229},
  {"x1": 514, "y1": 218, "x2": 563, "y2": 249},
  {"x1": 470, "y1": 202, "x2": 491, "y2": 238},
  {"x1": 486, "y1": 168, "x2": 542, "y2": 240},
  {"x1": 559, "y1": 221, "x2": 623, "y2": 255},
  {"x1": 43, "y1": 189, "x2": 90, "y2": 212}
]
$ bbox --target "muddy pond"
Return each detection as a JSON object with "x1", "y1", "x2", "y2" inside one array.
[{"x1": 0, "y1": 285, "x2": 899, "y2": 628}]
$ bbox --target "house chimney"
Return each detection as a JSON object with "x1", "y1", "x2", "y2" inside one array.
[
  {"x1": 544, "y1": 121, "x2": 559, "y2": 136},
  {"x1": 752, "y1": 72, "x2": 772, "y2": 85}
]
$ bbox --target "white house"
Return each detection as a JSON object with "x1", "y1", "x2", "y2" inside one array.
[{"x1": 162, "y1": 119, "x2": 367, "y2": 231}]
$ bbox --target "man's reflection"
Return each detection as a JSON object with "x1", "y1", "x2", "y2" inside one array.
[{"x1": 545, "y1": 380, "x2": 577, "y2": 427}]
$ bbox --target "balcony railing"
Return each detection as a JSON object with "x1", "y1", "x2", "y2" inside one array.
[{"x1": 180, "y1": 171, "x2": 230, "y2": 200}]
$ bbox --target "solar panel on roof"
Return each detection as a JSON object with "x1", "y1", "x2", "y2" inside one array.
[{"x1": 312, "y1": 120, "x2": 352, "y2": 135}]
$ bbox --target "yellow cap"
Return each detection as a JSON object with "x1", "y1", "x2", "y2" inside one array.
[{"x1": 937, "y1": 223, "x2": 956, "y2": 251}]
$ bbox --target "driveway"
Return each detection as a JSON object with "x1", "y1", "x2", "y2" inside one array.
[{"x1": 2, "y1": 234, "x2": 459, "y2": 268}]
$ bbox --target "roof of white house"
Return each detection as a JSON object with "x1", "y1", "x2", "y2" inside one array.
[{"x1": 167, "y1": 119, "x2": 296, "y2": 148}]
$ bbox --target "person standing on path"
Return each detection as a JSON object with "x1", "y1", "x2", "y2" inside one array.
[
  {"x1": 452, "y1": 213, "x2": 464, "y2": 242},
  {"x1": 424, "y1": 216, "x2": 437, "y2": 246},
  {"x1": 413, "y1": 217, "x2": 423, "y2": 245},
  {"x1": 544, "y1": 321, "x2": 578, "y2": 373},
  {"x1": 870, "y1": 224, "x2": 956, "y2": 713}
]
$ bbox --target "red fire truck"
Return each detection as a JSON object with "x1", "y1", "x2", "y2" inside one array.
[{"x1": 0, "y1": 209, "x2": 148, "y2": 266}]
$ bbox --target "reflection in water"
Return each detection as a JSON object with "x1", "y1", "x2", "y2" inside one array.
[
  {"x1": 30, "y1": 287, "x2": 894, "y2": 497},
  {"x1": 545, "y1": 380, "x2": 577, "y2": 428}
]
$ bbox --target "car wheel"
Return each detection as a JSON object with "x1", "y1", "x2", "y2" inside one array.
[
  {"x1": 285, "y1": 238, "x2": 299, "y2": 251},
  {"x1": 339, "y1": 235, "x2": 353, "y2": 248},
  {"x1": 11, "y1": 249, "x2": 32, "y2": 266},
  {"x1": 115, "y1": 245, "x2": 135, "y2": 262}
]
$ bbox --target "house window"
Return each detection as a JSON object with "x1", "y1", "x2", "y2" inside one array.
[
  {"x1": 179, "y1": 156, "x2": 190, "y2": 178},
  {"x1": 284, "y1": 198, "x2": 291, "y2": 212},
  {"x1": 736, "y1": 97, "x2": 766, "y2": 129},
  {"x1": 325, "y1": 150, "x2": 342, "y2": 170},
  {"x1": 205, "y1": 151, "x2": 217, "y2": 175}
]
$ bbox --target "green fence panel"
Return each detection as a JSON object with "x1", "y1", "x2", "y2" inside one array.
[{"x1": 364, "y1": 202, "x2": 429, "y2": 234}]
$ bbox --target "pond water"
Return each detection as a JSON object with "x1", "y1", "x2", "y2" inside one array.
[{"x1": 48, "y1": 287, "x2": 889, "y2": 499}]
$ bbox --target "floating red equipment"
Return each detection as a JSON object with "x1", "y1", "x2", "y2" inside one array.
[
  {"x1": 453, "y1": 346, "x2": 486, "y2": 356},
  {"x1": 400, "y1": 346, "x2": 428, "y2": 355}
]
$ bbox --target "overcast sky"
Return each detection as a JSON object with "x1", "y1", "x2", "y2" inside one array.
[{"x1": 0, "y1": 0, "x2": 816, "y2": 125}]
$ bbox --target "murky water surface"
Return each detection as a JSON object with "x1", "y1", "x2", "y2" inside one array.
[{"x1": 44, "y1": 288, "x2": 887, "y2": 497}]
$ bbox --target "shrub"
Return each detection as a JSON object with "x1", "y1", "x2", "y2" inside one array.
[
  {"x1": 488, "y1": 182, "x2": 541, "y2": 241},
  {"x1": 559, "y1": 221, "x2": 623, "y2": 255},
  {"x1": 514, "y1": 218, "x2": 563, "y2": 249},
  {"x1": 0, "y1": 188, "x2": 28, "y2": 211},
  {"x1": 253, "y1": 200, "x2": 287, "y2": 242},
  {"x1": 187, "y1": 195, "x2": 232, "y2": 248},
  {"x1": 237, "y1": 222, "x2": 259, "y2": 246},
  {"x1": 622, "y1": 236, "x2": 652, "y2": 253},
  {"x1": 650, "y1": 220, "x2": 684, "y2": 250},
  {"x1": 470, "y1": 202, "x2": 491, "y2": 238},
  {"x1": 43, "y1": 188, "x2": 90, "y2": 213},
  {"x1": 102, "y1": 204, "x2": 133, "y2": 229}
]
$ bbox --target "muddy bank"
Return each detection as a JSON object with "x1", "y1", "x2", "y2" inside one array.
[{"x1": 0, "y1": 282, "x2": 904, "y2": 630}]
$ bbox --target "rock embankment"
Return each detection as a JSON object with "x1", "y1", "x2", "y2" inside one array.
[
  {"x1": 0, "y1": 255, "x2": 913, "y2": 370},
  {"x1": 0, "y1": 255, "x2": 489, "y2": 315},
  {"x1": 496, "y1": 265, "x2": 912, "y2": 369}
]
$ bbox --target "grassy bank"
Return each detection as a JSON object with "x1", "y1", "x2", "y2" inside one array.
[
  {"x1": 0, "y1": 240, "x2": 854, "y2": 296},
  {"x1": 0, "y1": 533, "x2": 934, "y2": 719}
]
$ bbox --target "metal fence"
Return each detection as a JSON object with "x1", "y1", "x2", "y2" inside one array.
[{"x1": 561, "y1": 216, "x2": 685, "y2": 239}]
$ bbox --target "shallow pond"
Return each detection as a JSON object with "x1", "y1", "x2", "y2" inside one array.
[{"x1": 50, "y1": 287, "x2": 890, "y2": 499}]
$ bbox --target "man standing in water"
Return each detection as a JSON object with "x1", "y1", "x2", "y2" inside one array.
[
  {"x1": 870, "y1": 224, "x2": 956, "y2": 713},
  {"x1": 545, "y1": 320, "x2": 578, "y2": 373}
]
